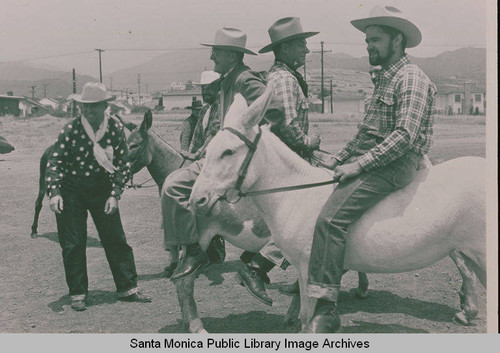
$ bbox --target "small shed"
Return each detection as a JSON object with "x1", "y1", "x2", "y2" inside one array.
[
  {"x1": 0, "y1": 95, "x2": 23, "y2": 116},
  {"x1": 163, "y1": 87, "x2": 202, "y2": 110}
]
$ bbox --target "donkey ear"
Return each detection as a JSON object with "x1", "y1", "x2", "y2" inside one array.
[
  {"x1": 114, "y1": 114, "x2": 137, "y2": 131},
  {"x1": 241, "y1": 82, "x2": 275, "y2": 130},
  {"x1": 140, "y1": 110, "x2": 153, "y2": 135}
]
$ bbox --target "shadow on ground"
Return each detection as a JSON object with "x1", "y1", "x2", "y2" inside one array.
[
  {"x1": 158, "y1": 311, "x2": 295, "y2": 333},
  {"x1": 36, "y1": 232, "x2": 102, "y2": 248},
  {"x1": 338, "y1": 289, "x2": 459, "y2": 323},
  {"x1": 48, "y1": 290, "x2": 117, "y2": 313}
]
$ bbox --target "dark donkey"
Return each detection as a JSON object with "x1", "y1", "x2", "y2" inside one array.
[
  {"x1": 126, "y1": 110, "x2": 371, "y2": 333},
  {"x1": 30, "y1": 114, "x2": 136, "y2": 238}
]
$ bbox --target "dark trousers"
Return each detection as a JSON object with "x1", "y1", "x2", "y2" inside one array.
[
  {"x1": 56, "y1": 176, "x2": 138, "y2": 299},
  {"x1": 307, "y1": 147, "x2": 421, "y2": 302},
  {"x1": 162, "y1": 160, "x2": 203, "y2": 247}
]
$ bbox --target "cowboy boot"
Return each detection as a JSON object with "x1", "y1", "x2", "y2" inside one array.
[
  {"x1": 171, "y1": 243, "x2": 209, "y2": 281},
  {"x1": 302, "y1": 299, "x2": 341, "y2": 333},
  {"x1": 237, "y1": 253, "x2": 275, "y2": 306}
]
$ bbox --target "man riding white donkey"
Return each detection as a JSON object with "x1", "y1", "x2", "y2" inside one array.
[
  {"x1": 190, "y1": 4, "x2": 485, "y2": 332},
  {"x1": 304, "y1": 5, "x2": 439, "y2": 333},
  {"x1": 163, "y1": 27, "x2": 291, "y2": 291}
]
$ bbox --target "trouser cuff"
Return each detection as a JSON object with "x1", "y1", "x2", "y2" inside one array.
[
  {"x1": 117, "y1": 287, "x2": 139, "y2": 298},
  {"x1": 307, "y1": 282, "x2": 340, "y2": 302},
  {"x1": 70, "y1": 294, "x2": 86, "y2": 301}
]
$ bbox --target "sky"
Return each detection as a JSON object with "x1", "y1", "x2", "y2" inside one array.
[{"x1": 0, "y1": 0, "x2": 494, "y2": 77}]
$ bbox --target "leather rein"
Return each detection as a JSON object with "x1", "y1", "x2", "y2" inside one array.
[{"x1": 221, "y1": 127, "x2": 335, "y2": 204}]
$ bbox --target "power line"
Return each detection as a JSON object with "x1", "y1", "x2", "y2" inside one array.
[{"x1": 3, "y1": 50, "x2": 94, "y2": 63}]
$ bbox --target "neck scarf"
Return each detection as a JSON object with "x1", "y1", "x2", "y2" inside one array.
[
  {"x1": 277, "y1": 60, "x2": 308, "y2": 96},
  {"x1": 81, "y1": 114, "x2": 117, "y2": 174}
]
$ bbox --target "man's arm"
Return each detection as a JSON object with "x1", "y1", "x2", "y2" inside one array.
[{"x1": 268, "y1": 73, "x2": 319, "y2": 153}]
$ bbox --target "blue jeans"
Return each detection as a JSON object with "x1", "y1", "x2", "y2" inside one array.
[
  {"x1": 307, "y1": 148, "x2": 421, "y2": 301},
  {"x1": 56, "y1": 176, "x2": 138, "y2": 300}
]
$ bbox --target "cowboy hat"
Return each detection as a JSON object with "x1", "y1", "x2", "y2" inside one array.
[
  {"x1": 193, "y1": 71, "x2": 220, "y2": 86},
  {"x1": 201, "y1": 27, "x2": 257, "y2": 55},
  {"x1": 187, "y1": 99, "x2": 204, "y2": 110},
  {"x1": 73, "y1": 82, "x2": 115, "y2": 104},
  {"x1": 351, "y1": 5, "x2": 422, "y2": 48},
  {"x1": 259, "y1": 17, "x2": 319, "y2": 53}
]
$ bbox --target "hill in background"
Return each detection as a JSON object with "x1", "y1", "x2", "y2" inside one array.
[{"x1": 1, "y1": 47, "x2": 485, "y2": 99}]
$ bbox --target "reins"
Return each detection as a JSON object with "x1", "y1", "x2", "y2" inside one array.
[
  {"x1": 239, "y1": 179, "x2": 336, "y2": 197},
  {"x1": 126, "y1": 130, "x2": 189, "y2": 190},
  {"x1": 221, "y1": 127, "x2": 337, "y2": 204}
]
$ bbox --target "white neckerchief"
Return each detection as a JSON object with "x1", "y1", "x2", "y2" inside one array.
[{"x1": 81, "y1": 114, "x2": 117, "y2": 174}]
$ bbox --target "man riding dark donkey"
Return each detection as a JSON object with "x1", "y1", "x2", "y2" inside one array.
[
  {"x1": 236, "y1": 17, "x2": 322, "y2": 306},
  {"x1": 304, "y1": 5, "x2": 437, "y2": 333},
  {"x1": 46, "y1": 82, "x2": 151, "y2": 311},
  {"x1": 179, "y1": 98, "x2": 204, "y2": 152},
  {"x1": 163, "y1": 27, "x2": 281, "y2": 284}
]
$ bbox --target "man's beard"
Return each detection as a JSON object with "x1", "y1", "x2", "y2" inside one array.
[{"x1": 368, "y1": 43, "x2": 394, "y2": 66}]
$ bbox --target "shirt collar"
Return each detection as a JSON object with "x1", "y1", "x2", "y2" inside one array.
[{"x1": 382, "y1": 54, "x2": 410, "y2": 79}]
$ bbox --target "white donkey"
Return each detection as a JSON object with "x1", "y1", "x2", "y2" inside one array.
[{"x1": 189, "y1": 86, "x2": 486, "y2": 330}]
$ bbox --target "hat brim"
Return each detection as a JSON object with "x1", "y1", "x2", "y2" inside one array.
[
  {"x1": 258, "y1": 31, "x2": 319, "y2": 53},
  {"x1": 201, "y1": 43, "x2": 257, "y2": 55},
  {"x1": 351, "y1": 16, "x2": 421, "y2": 48},
  {"x1": 73, "y1": 95, "x2": 116, "y2": 104}
]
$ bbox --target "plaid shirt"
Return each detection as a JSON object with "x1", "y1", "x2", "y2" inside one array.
[
  {"x1": 45, "y1": 115, "x2": 131, "y2": 199},
  {"x1": 335, "y1": 55, "x2": 436, "y2": 171},
  {"x1": 189, "y1": 100, "x2": 220, "y2": 153},
  {"x1": 267, "y1": 61, "x2": 311, "y2": 155}
]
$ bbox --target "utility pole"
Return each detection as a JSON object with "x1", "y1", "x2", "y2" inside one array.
[
  {"x1": 137, "y1": 74, "x2": 141, "y2": 105},
  {"x1": 302, "y1": 60, "x2": 311, "y2": 85},
  {"x1": 72, "y1": 69, "x2": 77, "y2": 117},
  {"x1": 42, "y1": 84, "x2": 48, "y2": 98},
  {"x1": 330, "y1": 79, "x2": 333, "y2": 114},
  {"x1": 313, "y1": 42, "x2": 331, "y2": 113},
  {"x1": 30, "y1": 86, "x2": 36, "y2": 99},
  {"x1": 95, "y1": 49, "x2": 105, "y2": 83},
  {"x1": 110, "y1": 77, "x2": 113, "y2": 90}
]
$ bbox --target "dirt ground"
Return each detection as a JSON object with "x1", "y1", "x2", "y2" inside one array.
[{"x1": 0, "y1": 113, "x2": 488, "y2": 333}]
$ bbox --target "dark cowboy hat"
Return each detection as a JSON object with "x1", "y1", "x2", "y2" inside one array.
[
  {"x1": 201, "y1": 27, "x2": 257, "y2": 55},
  {"x1": 187, "y1": 99, "x2": 204, "y2": 110},
  {"x1": 259, "y1": 17, "x2": 319, "y2": 54}
]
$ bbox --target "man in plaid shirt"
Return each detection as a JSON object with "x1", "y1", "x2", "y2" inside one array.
[{"x1": 304, "y1": 5, "x2": 437, "y2": 333}]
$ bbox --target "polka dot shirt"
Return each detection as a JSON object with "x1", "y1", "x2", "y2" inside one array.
[{"x1": 46, "y1": 116, "x2": 131, "y2": 199}]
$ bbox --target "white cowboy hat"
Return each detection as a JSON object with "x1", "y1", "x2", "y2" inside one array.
[
  {"x1": 259, "y1": 17, "x2": 319, "y2": 54},
  {"x1": 73, "y1": 82, "x2": 115, "y2": 104},
  {"x1": 351, "y1": 5, "x2": 422, "y2": 48},
  {"x1": 193, "y1": 71, "x2": 220, "y2": 86},
  {"x1": 201, "y1": 27, "x2": 257, "y2": 55}
]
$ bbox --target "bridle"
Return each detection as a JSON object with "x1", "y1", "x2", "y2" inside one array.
[
  {"x1": 221, "y1": 126, "x2": 335, "y2": 204},
  {"x1": 221, "y1": 126, "x2": 262, "y2": 203}
]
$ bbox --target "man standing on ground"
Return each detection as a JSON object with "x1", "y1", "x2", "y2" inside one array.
[
  {"x1": 304, "y1": 5, "x2": 436, "y2": 332},
  {"x1": 46, "y1": 82, "x2": 151, "y2": 311}
]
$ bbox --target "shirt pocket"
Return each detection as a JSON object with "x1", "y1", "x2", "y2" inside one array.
[{"x1": 373, "y1": 92, "x2": 395, "y2": 130}]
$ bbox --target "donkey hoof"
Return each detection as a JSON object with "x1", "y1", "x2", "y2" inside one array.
[
  {"x1": 454, "y1": 311, "x2": 469, "y2": 326},
  {"x1": 30, "y1": 232, "x2": 38, "y2": 239},
  {"x1": 351, "y1": 288, "x2": 369, "y2": 299}
]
